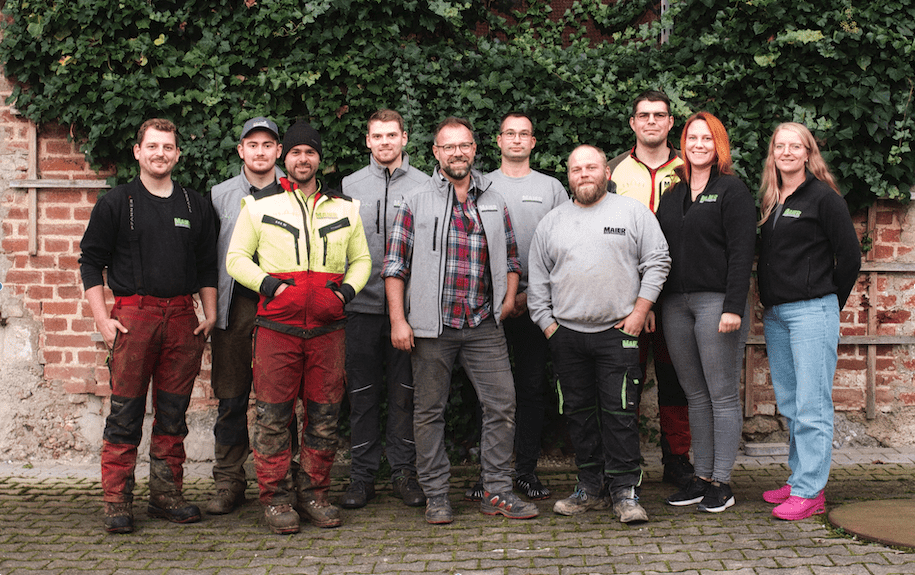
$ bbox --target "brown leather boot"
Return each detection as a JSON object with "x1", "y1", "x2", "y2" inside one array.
[
  {"x1": 148, "y1": 491, "x2": 201, "y2": 524},
  {"x1": 263, "y1": 502, "x2": 299, "y2": 534},
  {"x1": 294, "y1": 490, "x2": 342, "y2": 528},
  {"x1": 103, "y1": 501, "x2": 134, "y2": 534}
]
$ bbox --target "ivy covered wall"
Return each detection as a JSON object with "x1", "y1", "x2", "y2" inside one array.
[{"x1": 1, "y1": 0, "x2": 912, "y2": 209}]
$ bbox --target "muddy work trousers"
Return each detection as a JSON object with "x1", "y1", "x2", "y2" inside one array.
[
  {"x1": 101, "y1": 295, "x2": 205, "y2": 504},
  {"x1": 251, "y1": 326, "x2": 345, "y2": 505}
]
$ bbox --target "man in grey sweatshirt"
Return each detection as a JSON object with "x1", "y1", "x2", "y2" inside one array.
[{"x1": 527, "y1": 145, "x2": 671, "y2": 524}]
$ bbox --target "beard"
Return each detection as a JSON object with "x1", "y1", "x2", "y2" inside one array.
[
  {"x1": 440, "y1": 155, "x2": 473, "y2": 180},
  {"x1": 571, "y1": 178, "x2": 608, "y2": 206}
]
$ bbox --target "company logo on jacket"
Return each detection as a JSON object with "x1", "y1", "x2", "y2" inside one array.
[
  {"x1": 783, "y1": 208, "x2": 802, "y2": 218},
  {"x1": 604, "y1": 227, "x2": 626, "y2": 236}
]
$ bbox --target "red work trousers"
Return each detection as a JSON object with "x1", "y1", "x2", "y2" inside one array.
[
  {"x1": 101, "y1": 295, "x2": 205, "y2": 503},
  {"x1": 251, "y1": 326, "x2": 345, "y2": 505}
]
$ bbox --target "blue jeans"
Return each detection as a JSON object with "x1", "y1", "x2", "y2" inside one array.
[
  {"x1": 763, "y1": 295, "x2": 839, "y2": 499},
  {"x1": 412, "y1": 319, "x2": 516, "y2": 497},
  {"x1": 663, "y1": 293, "x2": 749, "y2": 483}
]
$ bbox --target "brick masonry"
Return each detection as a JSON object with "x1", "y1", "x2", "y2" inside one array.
[{"x1": 1, "y1": 69, "x2": 914, "y2": 461}]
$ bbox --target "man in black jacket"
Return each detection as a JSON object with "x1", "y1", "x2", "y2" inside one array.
[{"x1": 79, "y1": 118, "x2": 218, "y2": 534}]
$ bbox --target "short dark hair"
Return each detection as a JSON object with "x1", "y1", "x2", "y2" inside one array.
[
  {"x1": 136, "y1": 118, "x2": 179, "y2": 147},
  {"x1": 433, "y1": 116, "x2": 474, "y2": 144},
  {"x1": 499, "y1": 111, "x2": 534, "y2": 134},
  {"x1": 631, "y1": 90, "x2": 671, "y2": 117},
  {"x1": 368, "y1": 109, "x2": 405, "y2": 132}
]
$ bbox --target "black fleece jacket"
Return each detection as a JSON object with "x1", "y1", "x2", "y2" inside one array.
[
  {"x1": 656, "y1": 171, "x2": 757, "y2": 316},
  {"x1": 757, "y1": 171, "x2": 861, "y2": 309}
]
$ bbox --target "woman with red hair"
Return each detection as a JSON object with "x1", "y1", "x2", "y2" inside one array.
[{"x1": 655, "y1": 112, "x2": 756, "y2": 512}]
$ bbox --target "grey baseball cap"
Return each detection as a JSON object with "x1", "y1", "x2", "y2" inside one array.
[{"x1": 240, "y1": 117, "x2": 280, "y2": 142}]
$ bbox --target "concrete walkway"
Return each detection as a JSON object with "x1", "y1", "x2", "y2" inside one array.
[{"x1": 1, "y1": 446, "x2": 913, "y2": 574}]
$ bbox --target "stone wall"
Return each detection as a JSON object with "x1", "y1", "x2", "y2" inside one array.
[{"x1": 1, "y1": 72, "x2": 913, "y2": 464}]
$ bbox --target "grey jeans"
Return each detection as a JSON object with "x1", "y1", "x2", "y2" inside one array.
[
  {"x1": 662, "y1": 292, "x2": 750, "y2": 483},
  {"x1": 411, "y1": 319, "x2": 516, "y2": 497}
]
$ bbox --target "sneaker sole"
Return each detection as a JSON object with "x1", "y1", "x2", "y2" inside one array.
[
  {"x1": 772, "y1": 505, "x2": 825, "y2": 520},
  {"x1": 666, "y1": 496, "x2": 704, "y2": 507},
  {"x1": 270, "y1": 524, "x2": 300, "y2": 535},
  {"x1": 425, "y1": 515, "x2": 454, "y2": 524},
  {"x1": 698, "y1": 496, "x2": 736, "y2": 513},
  {"x1": 481, "y1": 505, "x2": 539, "y2": 519}
]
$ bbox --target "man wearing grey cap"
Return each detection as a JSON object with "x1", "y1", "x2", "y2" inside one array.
[
  {"x1": 206, "y1": 116, "x2": 284, "y2": 515},
  {"x1": 227, "y1": 119, "x2": 371, "y2": 534}
]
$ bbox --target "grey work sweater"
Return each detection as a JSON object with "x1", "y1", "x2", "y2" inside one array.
[
  {"x1": 486, "y1": 168, "x2": 569, "y2": 292},
  {"x1": 527, "y1": 189, "x2": 671, "y2": 334}
]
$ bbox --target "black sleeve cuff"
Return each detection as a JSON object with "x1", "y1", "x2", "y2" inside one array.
[
  {"x1": 339, "y1": 284, "x2": 356, "y2": 304},
  {"x1": 260, "y1": 276, "x2": 284, "y2": 297}
]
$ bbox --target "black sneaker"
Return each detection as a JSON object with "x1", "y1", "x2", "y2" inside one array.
[
  {"x1": 698, "y1": 481, "x2": 735, "y2": 513},
  {"x1": 463, "y1": 478, "x2": 484, "y2": 502},
  {"x1": 662, "y1": 454, "x2": 694, "y2": 489},
  {"x1": 340, "y1": 480, "x2": 375, "y2": 509},
  {"x1": 515, "y1": 473, "x2": 551, "y2": 500},
  {"x1": 666, "y1": 476, "x2": 711, "y2": 506}
]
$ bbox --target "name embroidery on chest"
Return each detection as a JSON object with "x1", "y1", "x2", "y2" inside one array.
[
  {"x1": 315, "y1": 211, "x2": 339, "y2": 220},
  {"x1": 174, "y1": 217, "x2": 190, "y2": 229},
  {"x1": 604, "y1": 227, "x2": 626, "y2": 235},
  {"x1": 522, "y1": 195, "x2": 544, "y2": 203},
  {"x1": 699, "y1": 194, "x2": 718, "y2": 203},
  {"x1": 782, "y1": 208, "x2": 802, "y2": 218}
]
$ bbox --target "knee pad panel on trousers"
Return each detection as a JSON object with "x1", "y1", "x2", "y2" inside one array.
[
  {"x1": 103, "y1": 395, "x2": 147, "y2": 445},
  {"x1": 153, "y1": 389, "x2": 192, "y2": 437},
  {"x1": 304, "y1": 401, "x2": 342, "y2": 452},
  {"x1": 254, "y1": 399, "x2": 295, "y2": 457},
  {"x1": 215, "y1": 393, "x2": 251, "y2": 446}
]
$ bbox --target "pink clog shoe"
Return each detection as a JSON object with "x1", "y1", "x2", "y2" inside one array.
[{"x1": 772, "y1": 491, "x2": 826, "y2": 520}]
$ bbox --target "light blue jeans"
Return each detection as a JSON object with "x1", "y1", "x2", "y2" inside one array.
[
  {"x1": 763, "y1": 294, "x2": 839, "y2": 499},
  {"x1": 662, "y1": 293, "x2": 749, "y2": 484}
]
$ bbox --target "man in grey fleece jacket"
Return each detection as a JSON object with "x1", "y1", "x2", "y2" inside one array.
[
  {"x1": 339, "y1": 109, "x2": 429, "y2": 510},
  {"x1": 528, "y1": 145, "x2": 671, "y2": 524}
]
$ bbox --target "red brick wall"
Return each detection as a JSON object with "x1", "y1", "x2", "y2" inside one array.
[{"x1": 0, "y1": 75, "x2": 216, "y2": 413}]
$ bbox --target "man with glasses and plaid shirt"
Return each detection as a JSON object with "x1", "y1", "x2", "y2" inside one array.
[{"x1": 382, "y1": 116, "x2": 540, "y2": 525}]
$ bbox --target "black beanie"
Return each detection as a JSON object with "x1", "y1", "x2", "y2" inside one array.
[{"x1": 282, "y1": 120, "x2": 322, "y2": 160}]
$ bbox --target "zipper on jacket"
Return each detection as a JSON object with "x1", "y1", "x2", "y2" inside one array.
[
  {"x1": 432, "y1": 217, "x2": 439, "y2": 251},
  {"x1": 318, "y1": 218, "x2": 351, "y2": 266},
  {"x1": 261, "y1": 215, "x2": 301, "y2": 266},
  {"x1": 291, "y1": 191, "x2": 312, "y2": 265},
  {"x1": 375, "y1": 200, "x2": 381, "y2": 234}
]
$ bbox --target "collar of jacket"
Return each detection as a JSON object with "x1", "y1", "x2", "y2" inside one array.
[
  {"x1": 368, "y1": 152, "x2": 413, "y2": 180},
  {"x1": 431, "y1": 166, "x2": 492, "y2": 199}
]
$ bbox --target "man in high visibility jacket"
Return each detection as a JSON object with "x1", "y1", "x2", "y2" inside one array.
[{"x1": 227, "y1": 120, "x2": 371, "y2": 534}]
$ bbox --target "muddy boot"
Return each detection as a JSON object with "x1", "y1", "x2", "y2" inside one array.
[
  {"x1": 263, "y1": 502, "x2": 299, "y2": 535},
  {"x1": 295, "y1": 490, "x2": 341, "y2": 528},
  {"x1": 103, "y1": 500, "x2": 134, "y2": 534},
  {"x1": 207, "y1": 443, "x2": 248, "y2": 515},
  {"x1": 148, "y1": 490, "x2": 202, "y2": 524}
]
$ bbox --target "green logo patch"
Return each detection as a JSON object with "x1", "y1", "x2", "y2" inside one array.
[
  {"x1": 699, "y1": 194, "x2": 718, "y2": 203},
  {"x1": 174, "y1": 217, "x2": 190, "y2": 228},
  {"x1": 622, "y1": 339, "x2": 639, "y2": 349}
]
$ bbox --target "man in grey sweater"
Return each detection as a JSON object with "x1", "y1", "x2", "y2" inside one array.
[{"x1": 527, "y1": 145, "x2": 671, "y2": 524}]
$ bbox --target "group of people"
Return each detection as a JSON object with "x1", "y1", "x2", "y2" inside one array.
[{"x1": 78, "y1": 89, "x2": 861, "y2": 535}]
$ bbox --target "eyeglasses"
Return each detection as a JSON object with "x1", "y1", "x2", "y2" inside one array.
[
  {"x1": 435, "y1": 142, "x2": 475, "y2": 154},
  {"x1": 501, "y1": 130, "x2": 533, "y2": 140},
  {"x1": 774, "y1": 143, "x2": 806, "y2": 153},
  {"x1": 633, "y1": 112, "x2": 670, "y2": 121}
]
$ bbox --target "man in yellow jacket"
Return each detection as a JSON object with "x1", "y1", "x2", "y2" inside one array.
[{"x1": 227, "y1": 120, "x2": 371, "y2": 534}]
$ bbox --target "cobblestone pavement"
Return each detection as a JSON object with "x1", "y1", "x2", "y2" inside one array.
[{"x1": 1, "y1": 447, "x2": 913, "y2": 574}]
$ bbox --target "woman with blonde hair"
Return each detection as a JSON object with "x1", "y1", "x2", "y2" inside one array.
[
  {"x1": 757, "y1": 122, "x2": 861, "y2": 520},
  {"x1": 656, "y1": 111, "x2": 756, "y2": 512}
]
